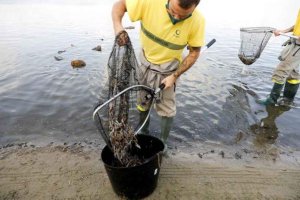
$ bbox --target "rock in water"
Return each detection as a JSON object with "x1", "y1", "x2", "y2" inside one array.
[
  {"x1": 92, "y1": 45, "x2": 102, "y2": 51},
  {"x1": 124, "y1": 26, "x2": 135, "y2": 30},
  {"x1": 58, "y1": 50, "x2": 66, "y2": 54},
  {"x1": 71, "y1": 60, "x2": 86, "y2": 68},
  {"x1": 54, "y1": 56, "x2": 63, "y2": 61}
]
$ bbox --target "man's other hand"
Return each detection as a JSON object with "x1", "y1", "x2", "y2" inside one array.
[{"x1": 161, "y1": 74, "x2": 177, "y2": 89}]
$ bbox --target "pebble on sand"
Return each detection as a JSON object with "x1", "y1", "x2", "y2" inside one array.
[{"x1": 71, "y1": 60, "x2": 86, "y2": 68}]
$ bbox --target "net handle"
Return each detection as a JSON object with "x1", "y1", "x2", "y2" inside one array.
[
  {"x1": 204, "y1": 38, "x2": 216, "y2": 50},
  {"x1": 278, "y1": 32, "x2": 299, "y2": 40},
  {"x1": 265, "y1": 29, "x2": 299, "y2": 39}
]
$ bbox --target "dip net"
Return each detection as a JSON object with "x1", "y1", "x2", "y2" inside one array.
[
  {"x1": 93, "y1": 31, "x2": 153, "y2": 167},
  {"x1": 238, "y1": 27, "x2": 275, "y2": 65}
]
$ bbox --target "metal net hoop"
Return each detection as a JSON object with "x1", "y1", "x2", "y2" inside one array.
[{"x1": 238, "y1": 27, "x2": 275, "y2": 65}]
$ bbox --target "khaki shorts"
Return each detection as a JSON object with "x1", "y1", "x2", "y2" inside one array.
[
  {"x1": 137, "y1": 51, "x2": 179, "y2": 117},
  {"x1": 272, "y1": 39, "x2": 300, "y2": 84}
]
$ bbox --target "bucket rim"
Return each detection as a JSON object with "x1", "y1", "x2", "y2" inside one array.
[{"x1": 101, "y1": 134, "x2": 164, "y2": 169}]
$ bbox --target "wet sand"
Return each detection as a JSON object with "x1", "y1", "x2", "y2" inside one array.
[{"x1": 1, "y1": 144, "x2": 300, "y2": 200}]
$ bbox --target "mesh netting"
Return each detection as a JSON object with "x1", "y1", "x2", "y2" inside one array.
[
  {"x1": 93, "y1": 32, "x2": 153, "y2": 167},
  {"x1": 238, "y1": 27, "x2": 275, "y2": 65},
  {"x1": 107, "y1": 31, "x2": 139, "y2": 128}
]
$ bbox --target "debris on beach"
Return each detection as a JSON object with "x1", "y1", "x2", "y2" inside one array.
[
  {"x1": 235, "y1": 131, "x2": 244, "y2": 144},
  {"x1": 197, "y1": 150, "x2": 216, "y2": 159},
  {"x1": 219, "y1": 151, "x2": 225, "y2": 158},
  {"x1": 234, "y1": 152, "x2": 242, "y2": 159}
]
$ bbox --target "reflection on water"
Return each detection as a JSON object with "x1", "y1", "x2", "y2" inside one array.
[
  {"x1": 0, "y1": 0, "x2": 300, "y2": 152},
  {"x1": 251, "y1": 105, "x2": 291, "y2": 146}
]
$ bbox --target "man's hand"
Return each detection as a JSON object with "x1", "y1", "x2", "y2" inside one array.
[
  {"x1": 161, "y1": 46, "x2": 200, "y2": 89},
  {"x1": 161, "y1": 74, "x2": 177, "y2": 89},
  {"x1": 273, "y1": 29, "x2": 282, "y2": 37},
  {"x1": 116, "y1": 30, "x2": 129, "y2": 46},
  {"x1": 273, "y1": 26, "x2": 294, "y2": 37}
]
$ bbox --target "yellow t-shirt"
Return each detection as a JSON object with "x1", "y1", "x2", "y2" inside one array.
[
  {"x1": 126, "y1": 0, "x2": 205, "y2": 64},
  {"x1": 293, "y1": 9, "x2": 300, "y2": 36}
]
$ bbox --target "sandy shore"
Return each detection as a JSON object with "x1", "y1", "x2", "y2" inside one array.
[{"x1": 1, "y1": 143, "x2": 300, "y2": 200}]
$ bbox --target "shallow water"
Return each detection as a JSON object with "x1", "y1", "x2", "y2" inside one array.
[{"x1": 1, "y1": 0, "x2": 300, "y2": 152}]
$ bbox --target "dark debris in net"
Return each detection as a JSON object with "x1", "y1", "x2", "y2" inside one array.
[
  {"x1": 106, "y1": 31, "x2": 143, "y2": 167},
  {"x1": 238, "y1": 27, "x2": 275, "y2": 65}
]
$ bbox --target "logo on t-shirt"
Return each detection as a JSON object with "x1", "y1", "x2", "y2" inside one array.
[{"x1": 173, "y1": 29, "x2": 181, "y2": 38}]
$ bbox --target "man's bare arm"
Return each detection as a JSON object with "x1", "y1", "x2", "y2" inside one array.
[
  {"x1": 112, "y1": 0, "x2": 127, "y2": 35},
  {"x1": 173, "y1": 46, "x2": 201, "y2": 78},
  {"x1": 274, "y1": 26, "x2": 294, "y2": 36},
  {"x1": 161, "y1": 46, "x2": 201, "y2": 89}
]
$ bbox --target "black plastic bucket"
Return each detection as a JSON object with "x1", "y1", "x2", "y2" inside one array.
[{"x1": 101, "y1": 134, "x2": 164, "y2": 199}]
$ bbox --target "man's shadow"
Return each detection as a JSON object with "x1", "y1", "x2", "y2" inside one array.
[{"x1": 250, "y1": 104, "x2": 291, "y2": 145}]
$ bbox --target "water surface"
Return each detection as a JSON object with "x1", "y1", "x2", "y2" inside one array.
[{"x1": 1, "y1": 0, "x2": 299, "y2": 153}]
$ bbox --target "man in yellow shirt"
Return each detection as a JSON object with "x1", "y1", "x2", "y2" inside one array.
[
  {"x1": 257, "y1": 9, "x2": 300, "y2": 106},
  {"x1": 112, "y1": 0, "x2": 205, "y2": 144}
]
